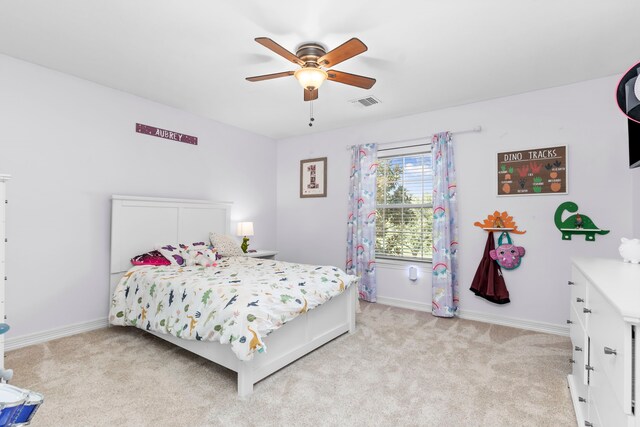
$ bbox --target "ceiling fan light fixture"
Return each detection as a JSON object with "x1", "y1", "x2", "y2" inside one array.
[{"x1": 294, "y1": 67, "x2": 328, "y2": 91}]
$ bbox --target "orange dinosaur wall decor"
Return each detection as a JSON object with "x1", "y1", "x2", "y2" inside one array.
[{"x1": 473, "y1": 211, "x2": 526, "y2": 234}]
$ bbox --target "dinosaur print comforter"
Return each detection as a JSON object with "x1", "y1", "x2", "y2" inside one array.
[{"x1": 109, "y1": 256, "x2": 356, "y2": 361}]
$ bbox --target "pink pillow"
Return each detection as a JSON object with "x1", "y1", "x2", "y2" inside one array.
[{"x1": 131, "y1": 250, "x2": 171, "y2": 266}]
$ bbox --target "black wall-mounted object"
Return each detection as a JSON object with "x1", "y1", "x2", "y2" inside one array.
[
  {"x1": 616, "y1": 61, "x2": 640, "y2": 124},
  {"x1": 615, "y1": 61, "x2": 640, "y2": 169},
  {"x1": 629, "y1": 119, "x2": 640, "y2": 169}
]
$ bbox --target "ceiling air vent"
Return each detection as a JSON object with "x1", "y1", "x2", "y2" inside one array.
[{"x1": 350, "y1": 96, "x2": 381, "y2": 108}]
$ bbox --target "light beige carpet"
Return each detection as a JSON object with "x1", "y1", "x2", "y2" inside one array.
[{"x1": 8, "y1": 303, "x2": 575, "y2": 426}]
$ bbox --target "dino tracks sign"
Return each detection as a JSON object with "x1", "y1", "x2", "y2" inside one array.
[{"x1": 497, "y1": 145, "x2": 567, "y2": 196}]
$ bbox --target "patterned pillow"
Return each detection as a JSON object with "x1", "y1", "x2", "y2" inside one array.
[
  {"x1": 157, "y1": 243, "x2": 187, "y2": 266},
  {"x1": 158, "y1": 242, "x2": 217, "y2": 266},
  {"x1": 130, "y1": 250, "x2": 171, "y2": 266},
  {"x1": 189, "y1": 241, "x2": 209, "y2": 249},
  {"x1": 209, "y1": 232, "x2": 244, "y2": 256}
]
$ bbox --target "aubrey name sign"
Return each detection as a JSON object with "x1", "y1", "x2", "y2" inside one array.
[
  {"x1": 136, "y1": 123, "x2": 198, "y2": 145},
  {"x1": 497, "y1": 145, "x2": 567, "y2": 196}
]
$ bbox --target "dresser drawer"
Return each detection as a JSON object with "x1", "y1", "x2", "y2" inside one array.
[
  {"x1": 569, "y1": 305, "x2": 588, "y2": 389},
  {"x1": 588, "y1": 285, "x2": 633, "y2": 414},
  {"x1": 570, "y1": 266, "x2": 588, "y2": 328},
  {"x1": 588, "y1": 364, "x2": 633, "y2": 427}
]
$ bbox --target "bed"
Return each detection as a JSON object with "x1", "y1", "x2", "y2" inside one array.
[{"x1": 109, "y1": 195, "x2": 357, "y2": 396}]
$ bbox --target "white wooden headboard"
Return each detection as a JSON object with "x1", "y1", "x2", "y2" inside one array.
[{"x1": 110, "y1": 195, "x2": 231, "y2": 291}]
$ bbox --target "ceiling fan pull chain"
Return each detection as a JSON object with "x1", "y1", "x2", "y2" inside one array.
[{"x1": 309, "y1": 100, "x2": 315, "y2": 127}]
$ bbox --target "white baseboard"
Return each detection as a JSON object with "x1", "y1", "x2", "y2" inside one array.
[
  {"x1": 375, "y1": 296, "x2": 569, "y2": 336},
  {"x1": 376, "y1": 296, "x2": 431, "y2": 312},
  {"x1": 6, "y1": 318, "x2": 109, "y2": 351},
  {"x1": 457, "y1": 308, "x2": 569, "y2": 336}
]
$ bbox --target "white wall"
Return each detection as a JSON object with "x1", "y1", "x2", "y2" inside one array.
[
  {"x1": 2, "y1": 51, "x2": 634, "y2": 340},
  {"x1": 0, "y1": 54, "x2": 277, "y2": 338},
  {"x1": 276, "y1": 75, "x2": 634, "y2": 329}
]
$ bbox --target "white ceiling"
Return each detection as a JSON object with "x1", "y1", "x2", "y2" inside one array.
[{"x1": 0, "y1": 1, "x2": 638, "y2": 139}]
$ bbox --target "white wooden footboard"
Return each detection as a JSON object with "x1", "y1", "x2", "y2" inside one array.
[{"x1": 145, "y1": 282, "x2": 357, "y2": 396}]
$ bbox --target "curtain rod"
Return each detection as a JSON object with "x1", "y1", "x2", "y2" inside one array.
[{"x1": 346, "y1": 125, "x2": 482, "y2": 151}]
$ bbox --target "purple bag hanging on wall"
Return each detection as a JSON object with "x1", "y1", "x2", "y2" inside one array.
[
  {"x1": 490, "y1": 232, "x2": 525, "y2": 270},
  {"x1": 470, "y1": 232, "x2": 510, "y2": 304}
]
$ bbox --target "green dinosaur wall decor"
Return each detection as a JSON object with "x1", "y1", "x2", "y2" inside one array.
[{"x1": 554, "y1": 201, "x2": 609, "y2": 241}]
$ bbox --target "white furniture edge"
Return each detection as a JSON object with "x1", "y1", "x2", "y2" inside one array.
[
  {"x1": 112, "y1": 194, "x2": 233, "y2": 204},
  {"x1": 110, "y1": 195, "x2": 357, "y2": 397},
  {"x1": 567, "y1": 257, "x2": 640, "y2": 426},
  {"x1": 567, "y1": 374, "x2": 587, "y2": 427},
  {"x1": 0, "y1": 175, "x2": 9, "y2": 370},
  {"x1": 376, "y1": 296, "x2": 569, "y2": 336},
  {"x1": 572, "y1": 256, "x2": 640, "y2": 319},
  {"x1": 243, "y1": 250, "x2": 279, "y2": 258}
]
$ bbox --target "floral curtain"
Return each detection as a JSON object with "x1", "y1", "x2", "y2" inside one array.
[
  {"x1": 346, "y1": 143, "x2": 378, "y2": 302},
  {"x1": 431, "y1": 132, "x2": 459, "y2": 317}
]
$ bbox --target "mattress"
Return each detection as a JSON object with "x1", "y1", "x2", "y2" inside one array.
[{"x1": 109, "y1": 256, "x2": 357, "y2": 361}]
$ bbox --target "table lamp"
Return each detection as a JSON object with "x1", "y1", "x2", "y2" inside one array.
[{"x1": 236, "y1": 222, "x2": 254, "y2": 253}]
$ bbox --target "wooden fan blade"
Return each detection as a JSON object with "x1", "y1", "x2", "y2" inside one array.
[
  {"x1": 327, "y1": 70, "x2": 376, "y2": 89},
  {"x1": 318, "y1": 38, "x2": 367, "y2": 67},
  {"x1": 246, "y1": 71, "x2": 295, "y2": 82},
  {"x1": 255, "y1": 37, "x2": 304, "y2": 66},
  {"x1": 304, "y1": 89, "x2": 318, "y2": 101}
]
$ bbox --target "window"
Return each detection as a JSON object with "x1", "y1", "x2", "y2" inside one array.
[{"x1": 375, "y1": 148, "x2": 433, "y2": 261}]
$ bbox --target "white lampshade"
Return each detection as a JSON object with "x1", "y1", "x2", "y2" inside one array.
[
  {"x1": 236, "y1": 222, "x2": 254, "y2": 237},
  {"x1": 294, "y1": 67, "x2": 328, "y2": 91}
]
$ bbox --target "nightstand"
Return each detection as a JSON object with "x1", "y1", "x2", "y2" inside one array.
[{"x1": 243, "y1": 250, "x2": 278, "y2": 260}]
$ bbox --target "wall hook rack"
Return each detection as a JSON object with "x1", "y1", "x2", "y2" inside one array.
[{"x1": 473, "y1": 210, "x2": 526, "y2": 234}]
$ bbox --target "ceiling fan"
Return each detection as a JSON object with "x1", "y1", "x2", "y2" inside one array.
[{"x1": 246, "y1": 37, "x2": 376, "y2": 101}]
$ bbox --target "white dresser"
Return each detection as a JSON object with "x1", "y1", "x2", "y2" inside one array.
[
  {"x1": 0, "y1": 175, "x2": 9, "y2": 369},
  {"x1": 568, "y1": 257, "x2": 640, "y2": 427}
]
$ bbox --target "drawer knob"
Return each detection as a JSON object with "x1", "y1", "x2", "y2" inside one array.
[
  {"x1": 584, "y1": 422, "x2": 593, "y2": 427},
  {"x1": 568, "y1": 280, "x2": 575, "y2": 285},
  {"x1": 574, "y1": 346, "x2": 582, "y2": 352},
  {"x1": 604, "y1": 347, "x2": 617, "y2": 356},
  {"x1": 576, "y1": 297, "x2": 584, "y2": 303},
  {"x1": 578, "y1": 396, "x2": 586, "y2": 403},
  {"x1": 583, "y1": 308, "x2": 591, "y2": 314},
  {"x1": 585, "y1": 364, "x2": 594, "y2": 372},
  {"x1": 569, "y1": 358, "x2": 575, "y2": 364},
  {"x1": 566, "y1": 319, "x2": 573, "y2": 324}
]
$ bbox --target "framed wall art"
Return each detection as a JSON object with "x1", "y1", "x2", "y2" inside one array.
[
  {"x1": 497, "y1": 145, "x2": 567, "y2": 196},
  {"x1": 300, "y1": 157, "x2": 327, "y2": 198}
]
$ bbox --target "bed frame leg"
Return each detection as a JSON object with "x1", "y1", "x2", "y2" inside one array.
[{"x1": 237, "y1": 367, "x2": 254, "y2": 397}]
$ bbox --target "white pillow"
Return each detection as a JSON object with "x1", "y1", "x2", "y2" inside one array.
[
  {"x1": 209, "y1": 232, "x2": 244, "y2": 256},
  {"x1": 187, "y1": 247, "x2": 219, "y2": 266}
]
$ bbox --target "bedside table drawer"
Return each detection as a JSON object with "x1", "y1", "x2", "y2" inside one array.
[{"x1": 243, "y1": 250, "x2": 278, "y2": 260}]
